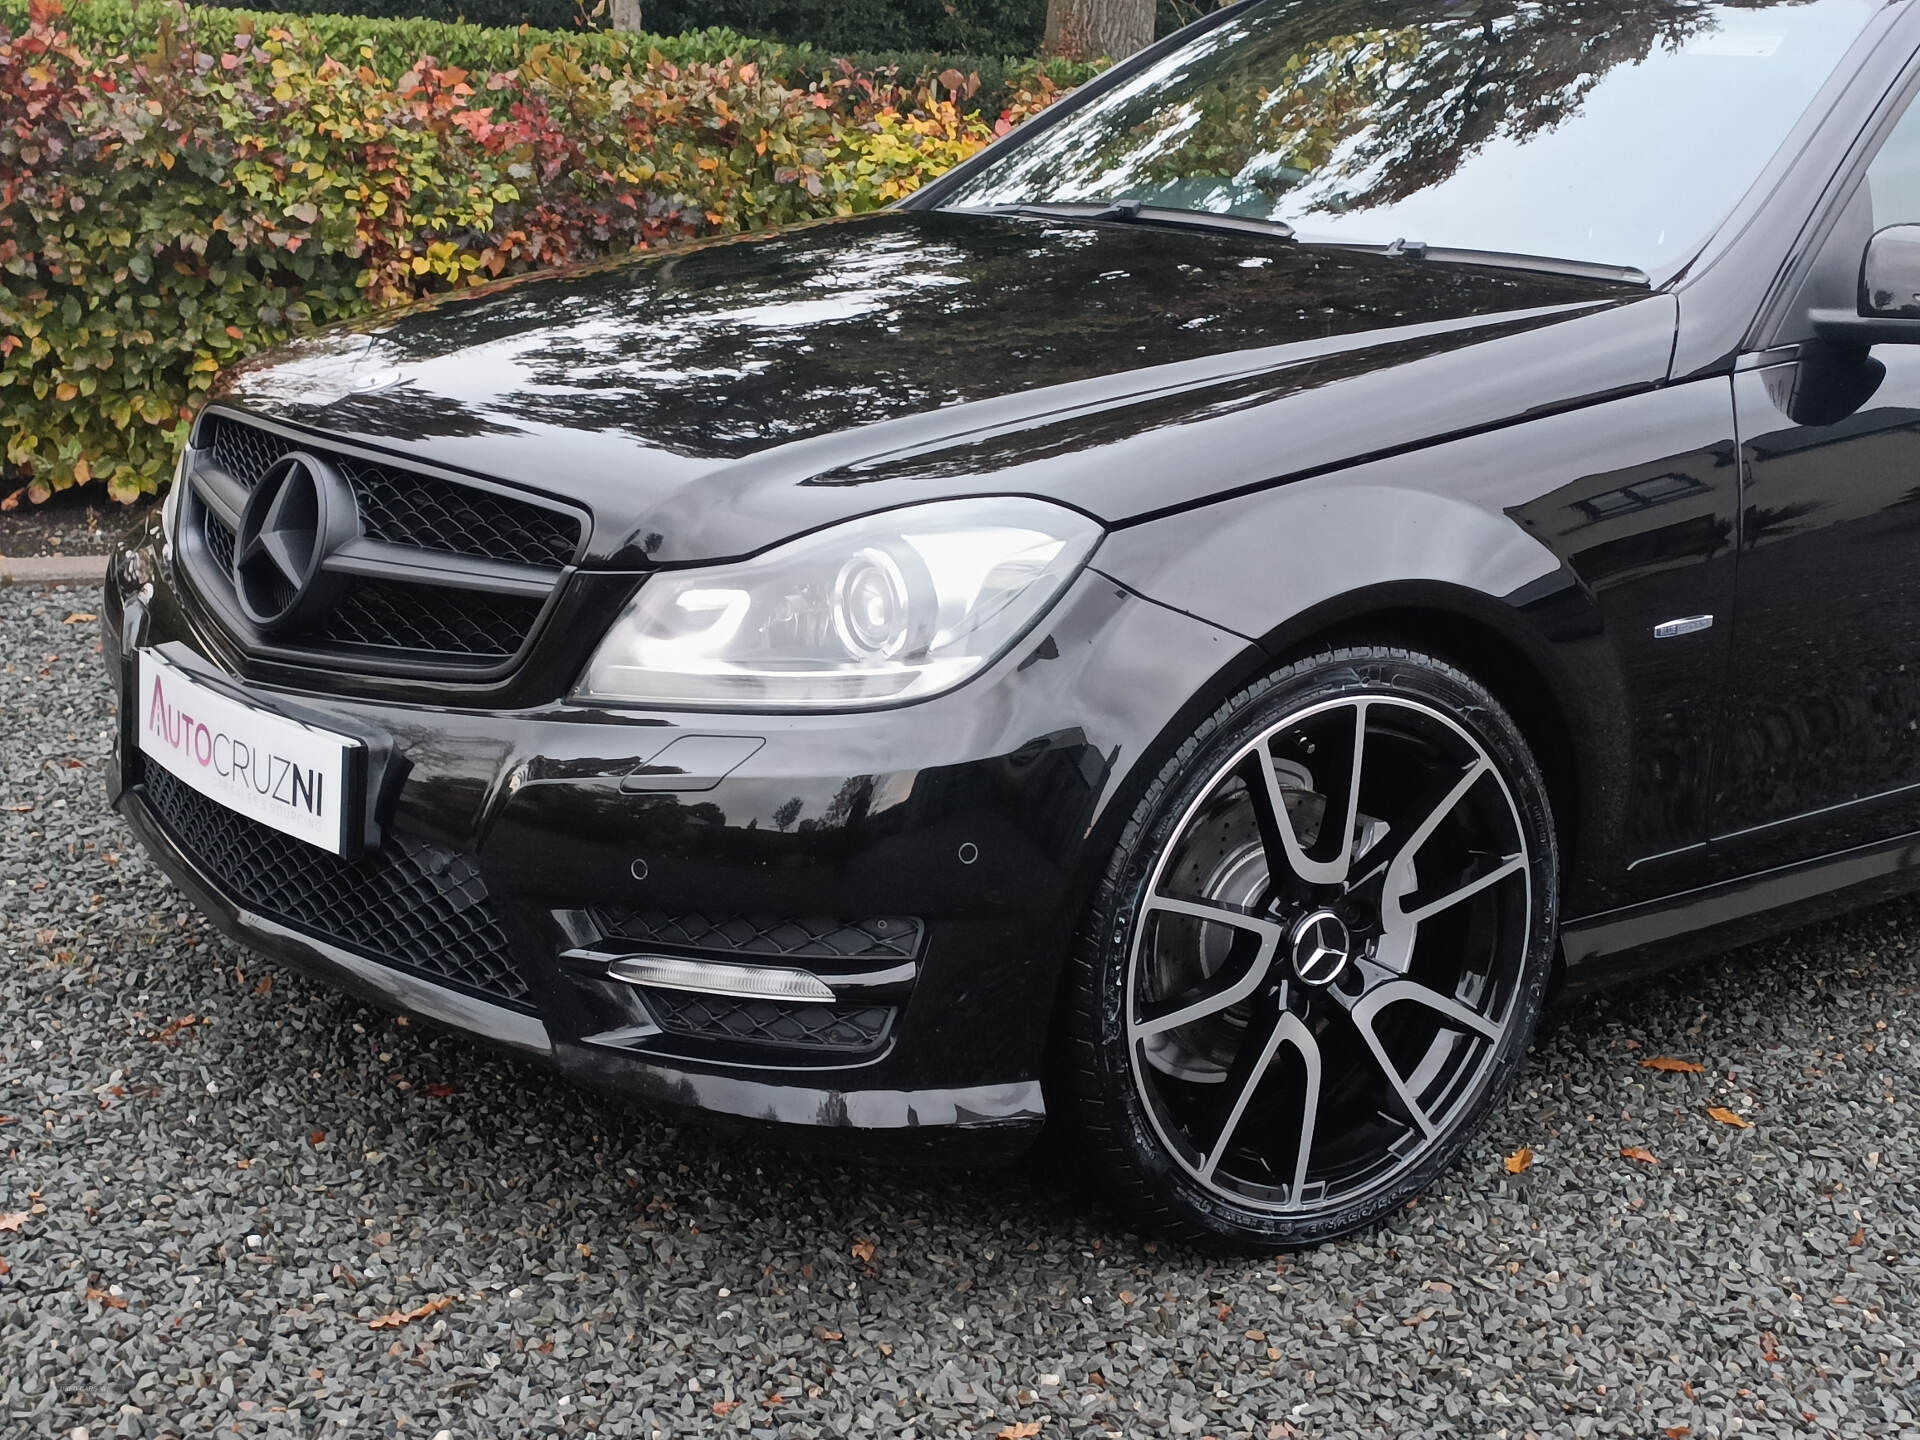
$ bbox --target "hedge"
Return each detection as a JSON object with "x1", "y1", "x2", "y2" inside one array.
[
  {"x1": 0, "y1": 0, "x2": 1104, "y2": 113},
  {"x1": 89, "y1": 0, "x2": 1222, "y2": 55},
  {"x1": 0, "y1": 0, "x2": 1074, "y2": 504}
]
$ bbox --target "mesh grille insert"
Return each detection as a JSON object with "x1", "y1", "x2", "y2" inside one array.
[
  {"x1": 641, "y1": 990, "x2": 893, "y2": 1054},
  {"x1": 322, "y1": 579, "x2": 543, "y2": 659},
  {"x1": 596, "y1": 911, "x2": 924, "y2": 962},
  {"x1": 141, "y1": 765, "x2": 532, "y2": 1009}
]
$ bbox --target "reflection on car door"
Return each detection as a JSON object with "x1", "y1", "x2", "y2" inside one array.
[{"x1": 1718, "y1": 94, "x2": 1920, "y2": 871}]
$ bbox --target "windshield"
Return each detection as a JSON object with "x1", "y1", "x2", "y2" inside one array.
[{"x1": 941, "y1": 0, "x2": 1876, "y2": 276}]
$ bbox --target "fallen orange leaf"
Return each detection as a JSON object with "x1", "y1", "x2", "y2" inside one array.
[
  {"x1": 1851, "y1": 1227, "x2": 1866, "y2": 1247},
  {"x1": 1706, "y1": 1106, "x2": 1751, "y2": 1129},
  {"x1": 850, "y1": 1238, "x2": 875, "y2": 1263},
  {"x1": 0, "y1": 1259, "x2": 10, "y2": 1276},
  {"x1": 1504, "y1": 1146, "x2": 1534, "y2": 1174},
  {"x1": 712, "y1": 1400, "x2": 740, "y2": 1416},
  {"x1": 0, "y1": 1212, "x2": 27, "y2": 1232},
  {"x1": 1667, "y1": 1428, "x2": 1690, "y2": 1438},
  {"x1": 1642, "y1": 1056, "x2": 1705, "y2": 1074},
  {"x1": 63, "y1": 612, "x2": 96, "y2": 624},
  {"x1": 85, "y1": 1287, "x2": 127, "y2": 1310},
  {"x1": 367, "y1": 1296, "x2": 453, "y2": 1330},
  {"x1": 997, "y1": 1424, "x2": 1044, "y2": 1440},
  {"x1": 149, "y1": 1014, "x2": 198, "y2": 1045},
  {"x1": 1620, "y1": 1146, "x2": 1659, "y2": 1165}
]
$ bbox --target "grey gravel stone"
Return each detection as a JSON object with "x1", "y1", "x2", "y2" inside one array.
[{"x1": 8, "y1": 582, "x2": 1920, "y2": 1438}]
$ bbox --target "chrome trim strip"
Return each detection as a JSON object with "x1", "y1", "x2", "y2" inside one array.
[{"x1": 603, "y1": 953, "x2": 837, "y2": 1003}]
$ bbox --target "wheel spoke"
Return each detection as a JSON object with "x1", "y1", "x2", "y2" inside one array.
[
  {"x1": 1387, "y1": 852, "x2": 1525, "y2": 931},
  {"x1": 1197, "y1": 1011, "x2": 1320, "y2": 1196},
  {"x1": 1332, "y1": 975, "x2": 1505, "y2": 1139},
  {"x1": 1240, "y1": 700, "x2": 1366, "y2": 888},
  {"x1": 1129, "y1": 896, "x2": 1282, "y2": 1040},
  {"x1": 1349, "y1": 756, "x2": 1491, "y2": 904},
  {"x1": 1351, "y1": 977, "x2": 1504, "y2": 1042},
  {"x1": 1339, "y1": 992, "x2": 1439, "y2": 1138}
]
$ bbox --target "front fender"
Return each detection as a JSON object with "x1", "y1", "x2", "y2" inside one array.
[{"x1": 1090, "y1": 378, "x2": 1742, "y2": 915}]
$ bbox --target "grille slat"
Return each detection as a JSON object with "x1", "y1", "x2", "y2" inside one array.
[{"x1": 142, "y1": 766, "x2": 532, "y2": 1009}]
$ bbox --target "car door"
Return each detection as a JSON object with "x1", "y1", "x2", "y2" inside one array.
[{"x1": 1717, "y1": 85, "x2": 1920, "y2": 872}]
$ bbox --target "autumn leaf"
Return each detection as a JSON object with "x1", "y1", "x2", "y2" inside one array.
[
  {"x1": 1666, "y1": 1428, "x2": 1691, "y2": 1438},
  {"x1": 712, "y1": 1400, "x2": 740, "y2": 1416},
  {"x1": 85, "y1": 1287, "x2": 128, "y2": 1310},
  {"x1": 426, "y1": 1083, "x2": 456, "y2": 1098},
  {"x1": 0, "y1": 1259, "x2": 10, "y2": 1276},
  {"x1": 62, "y1": 612, "x2": 96, "y2": 623},
  {"x1": 1620, "y1": 1146, "x2": 1659, "y2": 1165},
  {"x1": 1760, "y1": 1330, "x2": 1780, "y2": 1362},
  {"x1": 0, "y1": 1213, "x2": 27, "y2": 1232},
  {"x1": 1641, "y1": 1056, "x2": 1705, "y2": 1074},
  {"x1": 1706, "y1": 1106, "x2": 1751, "y2": 1129},
  {"x1": 812, "y1": 1325, "x2": 842, "y2": 1341},
  {"x1": 367, "y1": 1296, "x2": 453, "y2": 1330},
  {"x1": 149, "y1": 1014, "x2": 198, "y2": 1045},
  {"x1": 309, "y1": 1132, "x2": 325, "y2": 1147},
  {"x1": 849, "y1": 1238, "x2": 875, "y2": 1263},
  {"x1": 1504, "y1": 1146, "x2": 1534, "y2": 1174},
  {"x1": 997, "y1": 1424, "x2": 1044, "y2": 1440},
  {"x1": 1850, "y1": 1227, "x2": 1866, "y2": 1247}
]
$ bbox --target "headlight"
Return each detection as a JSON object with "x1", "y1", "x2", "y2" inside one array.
[{"x1": 577, "y1": 498, "x2": 1103, "y2": 710}]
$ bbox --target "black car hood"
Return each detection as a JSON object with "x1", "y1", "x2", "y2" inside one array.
[{"x1": 214, "y1": 210, "x2": 1676, "y2": 564}]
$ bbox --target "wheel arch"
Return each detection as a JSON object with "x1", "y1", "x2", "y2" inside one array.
[{"x1": 1256, "y1": 584, "x2": 1592, "y2": 884}]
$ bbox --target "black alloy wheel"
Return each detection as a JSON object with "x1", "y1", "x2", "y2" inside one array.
[{"x1": 1062, "y1": 647, "x2": 1558, "y2": 1249}]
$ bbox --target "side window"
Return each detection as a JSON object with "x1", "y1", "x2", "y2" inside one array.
[{"x1": 1867, "y1": 94, "x2": 1920, "y2": 228}]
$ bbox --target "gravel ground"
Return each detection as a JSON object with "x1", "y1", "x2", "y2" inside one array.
[
  {"x1": 0, "y1": 492, "x2": 153, "y2": 559},
  {"x1": 7, "y1": 581, "x2": 1920, "y2": 1439}
]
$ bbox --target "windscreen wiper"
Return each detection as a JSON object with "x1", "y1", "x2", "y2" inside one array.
[
  {"x1": 956, "y1": 201, "x2": 1297, "y2": 242},
  {"x1": 1311, "y1": 237, "x2": 1650, "y2": 286}
]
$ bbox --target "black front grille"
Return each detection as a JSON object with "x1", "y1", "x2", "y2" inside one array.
[
  {"x1": 200, "y1": 415, "x2": 581, "y2": 570},
  {"x1": 641, "y1": 989, "x2": 894, "y2": 1054},
  {"x1": 322, "y1": 579, "x2": 544, "y2": 659},
  {"x1": 338, "y1": 457, "x2": 580, "y2": 569},
  {"x1": 141, "y1": 765, "x2": 532, "y2": 1010},
  {"x1": 596, "y1": 910, "x2": 924, "y2": 962},
  {"x1": 186, "y1": 412, "x2": 585, "y2": 675}
]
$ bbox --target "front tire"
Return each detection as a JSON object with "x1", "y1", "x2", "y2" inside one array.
[{"x1": 1060, "y1": 646, "x2": 1559, "y2": 1250}]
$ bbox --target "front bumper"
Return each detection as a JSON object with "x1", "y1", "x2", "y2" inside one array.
[{"x1": 104, "y1": 515, "x2": 1252, "y2": 1154}]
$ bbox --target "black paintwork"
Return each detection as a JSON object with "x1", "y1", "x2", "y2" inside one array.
[{"x1": 103, "y1": 0, "x2": 1920, "y2": 1145}]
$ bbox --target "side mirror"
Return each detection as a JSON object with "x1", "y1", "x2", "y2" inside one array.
[{"x1": 1810, "y1": 224, "x2": 1920, "y2": 345}]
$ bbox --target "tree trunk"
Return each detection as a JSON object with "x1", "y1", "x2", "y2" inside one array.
[
  {"x1": 609, "y1": 0, "x2": 642, "y2": 33},
  {"x1": 1044, "y1": 0, "x2": 1155, "y2": 62}
]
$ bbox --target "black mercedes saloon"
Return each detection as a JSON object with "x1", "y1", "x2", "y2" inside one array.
[{"x1": 101, "y1": 0, "x2": 1920, "y2": 1247}]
